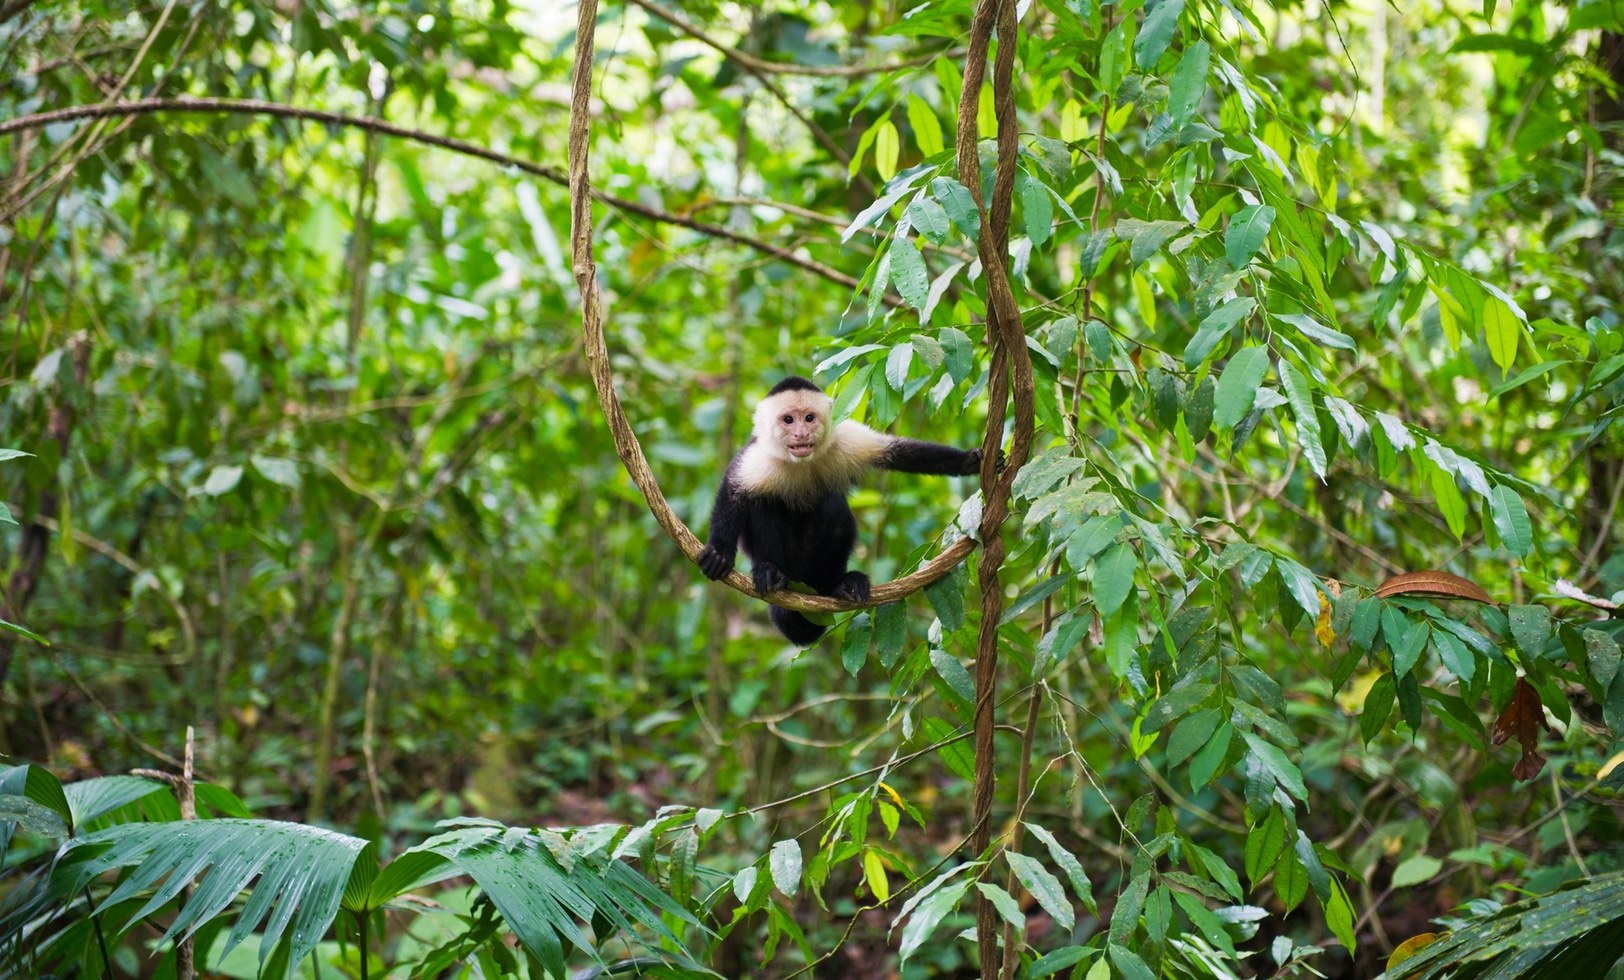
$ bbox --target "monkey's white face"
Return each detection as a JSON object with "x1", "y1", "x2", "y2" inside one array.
[{"x1": 755, "y1": 390, "x2": 832, "y2": 463}]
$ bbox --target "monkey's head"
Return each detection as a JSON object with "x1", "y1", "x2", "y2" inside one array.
[{"x1": 754, "y1": 376, "x2": 833, "y2": 464}]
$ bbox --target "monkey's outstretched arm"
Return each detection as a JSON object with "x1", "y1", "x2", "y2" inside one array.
[
  {"x1": 876, "y1": 438, "x2": 987, "y2": 476},
  {"x1": 697, "y1": 477, "x2": 744, "y2": 580}
]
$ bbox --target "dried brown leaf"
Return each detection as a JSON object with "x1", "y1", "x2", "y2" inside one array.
[
  {"x1": 1373, "y1": 570, "x2": 1494, "y2": 604},
  {"x1": 1490, "y1": 677, "x2": 1550, "y2": 781}
]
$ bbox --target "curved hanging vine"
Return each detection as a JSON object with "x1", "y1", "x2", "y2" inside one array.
[{"x1": 564, "y1": 2, "x2": 1006, "y2": 616}]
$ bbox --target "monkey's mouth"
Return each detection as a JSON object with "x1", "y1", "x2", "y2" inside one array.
[{"x1": 786, "y1": 443, "x2": 815, "y2": 459}]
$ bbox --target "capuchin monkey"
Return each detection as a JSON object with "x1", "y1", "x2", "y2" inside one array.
[{"x1": 697, "y1": 376, "x2": 987, "y2": 645}]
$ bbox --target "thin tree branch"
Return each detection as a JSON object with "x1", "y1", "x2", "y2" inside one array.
[{"x1": 0, "y1": 97, "x2": 898, "y2": 305}]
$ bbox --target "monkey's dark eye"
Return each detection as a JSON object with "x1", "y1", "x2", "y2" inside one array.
[
  {"x1": 804, "y1": 413, "x2": 815, "y2": 423},
  {"x1": 782, "y1": 414, "x2": 794, "y2": 425}
]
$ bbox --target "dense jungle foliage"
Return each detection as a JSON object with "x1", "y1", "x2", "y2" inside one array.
[{"x1": 3, "y1": 0, "x2": 1624, "y2": 977}]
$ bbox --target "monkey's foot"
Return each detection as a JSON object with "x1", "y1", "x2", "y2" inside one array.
[
  {"x1": 833, "y1": 571, "x2": 871, "y2": 603},
  {"x1": 752, "y1": 562, "x2": 788, "y2": 595}
]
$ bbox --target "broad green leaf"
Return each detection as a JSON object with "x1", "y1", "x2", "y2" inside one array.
[
  {"x1": 1361, "y1": 673, "x2": 1396, "y2": 744},
  {"x1": 1008, "y1": 851, "x2": 1075, "y2": 931},
  {"x1": 906, "y1": 94, "x2": 944, "y2": 157},
  {"x1": 770, "y1": 839, "x2": 803, "y2": 897},
  {"x1": 975, "y1": 881, "x2": 1026, "y2": 928},
  {"x1": 889, "y1": 239, "x2": 929, "y2": 310},
  {"x1": 1224, "y1": 204, "x2": 1274, "y2": 268},
  {"x1": 1092, "y1": 542, "x2": 1137, "y2": 618},
  {"x1": 1168, "y1": 41, "x2": 1210, "y2": 126},
  {"x1": 1244, "y1": 807, "x2": 1287, "y2": 887},
  {"x1": 1490, "y1": 485, "x2": 1532, "y2": 556},
  {"x1": 0, "y1": 764, "x2": 72, "y2": 831},
  {"x1": 199, "y1": 464, "x2": 243, "y2": 497},
  {"x1": 1391, "y1": 854, "x2": 1442, "y2": 888},
  {"x1": 1118, "y1": 218, "x2": 1187, "y2": 264},
  {"x1": 930, "y1": 176, "x2": 981, "y2": 241},
  {"x1": 1213, "y1": 346, "x2": 1271, "y2": 430},
  {"x1": 1242, "y1": 732, "x2": 1308, "y2": 801},
  {"x1": 929, "y1": 649, "x2": 974, "y2": 703},
  {"x1": 1277, "y1": 359, "x2": 1327, "y2": 478},
  {"x1": 1018, "y1": 170, "x2": 1054, "y2": 246},
  {"x1": 1184, "y1": 297, "x2": 1255, "y2": 368},
  {"x1": 1135, "y1": 0, "x2": 1186, "y2": 68},
  {"x1": 841, "y1": 612, "x2": 872, "y2": 676},
  {"x1": 898, "y1": 878, "x2": 970, "y2": 963},
  {"x1": 1024, "y1": 823, "x2": 1095, "y2": 912},
  {"x1": 64, "y1": 775, "x2": 166, "y2": 827},
  {"x1": 1324, "y1": 876, "x2": 1356, "y2": 952},
  {"x1": 1274, "y1": 312, "x2": 1356, "y2": 350},
  {"x1": 906, "y1": 196, "x2": 951, "y2": 245},
  {"x1": 1509, "y1": 604, "x2": 1551, "y2": 659}
]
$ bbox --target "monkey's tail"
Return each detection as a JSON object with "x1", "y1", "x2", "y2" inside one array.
[{"x1": 770, "y1": 606, "x2": 827, "y2": 645}]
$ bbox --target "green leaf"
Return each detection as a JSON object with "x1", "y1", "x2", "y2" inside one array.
[
  {"x1": 770, "y1": 839, "x2": 803, "y2": 897},
  {"x1": 889, "y1": 239, "x2": 929, "y2": 310},
  {"x1": 1274, "y1": 312, "x2": 1356, "y2": 350},
  {"x1": 906, "y1": 94, "x2": 944, "y2": 158},
  {"x1": 1242, "y1": 732, "x2": 1308, "y2": 801},
  {"x1": 1213, "y1": 346, "x2": 1271, "y2": 430},
  {"x1": 60, "y1": 819, "x2": 368, "y2": 973},
  {"x1": 0, "y1": 764, "x2": 72, "y2": 833},
  {"x1": 898, "y1": 874, "x2": 971, "y2": 963},
  {"x1": 1277, "y1": 359, "x2": 1327, "y2": 479},
  {"x1": 906, "y1": 196, "x2": 951, "y2": 245},
  {"x1": 1224, "y1": 204, "x2": 1274, "y2": 268},
  {"x1": 1483, "y1": 295, "x2": 1521, "y2": 376},
  {"x1": 1118, "y1": 218, "x2": 1187, "y2": 264},
  {"x1": 1024, "y1": 823, "x2": 1095, "y2": 912},
  {"x1": 1168, "y1": 41, "x2": 1210, "y2": 126},
  {"x1": 1244, "y1": 807, "x2": 1287, "y2": 888},
  {"x1": 1008, "y1": 851, "x2": 1075, "y2": 931},
  {"x1": 924, "y1": 570, "x2": 965, "y2": 630},
  {"x1": 1188, "y1": 721, "x2": 1233, "y2": 789},
  {"x1": 1018, "y1": 170, "x2": 1054, "y2": 246},
  {"x1": 1324, "y1": 876, "x2": 1357, "y2": 952},
  {"x1": 929, "y1": 649, "x2": 974, "y2": 703},
  {"x1": 1490, "y1": 485, "x2": 1532, "y2": 556},
  {"x1": 840, "y1": 613, "x2": 872, "y2": 676},
  {"x1": 1509, "y1": 604, "x2": 1552, "y2": 659},
  {"x1": 975, "y1": 881, "x2": 1024, "y2": 928},
  {"x1": 930, "y1": 176, "x2": 981, "y2": 241},
  {"x1": 63, "y1": 775, "x2": 166, "y2": 827},
  {"x1": 1391, "y1": 854, "x2": 1442, "y2": 888},
  {"x1": 1584, "y1": 628, "x2": 1621, "y2": 689},
  {"x1": 1092, "y1": 542, "x2": 1137, "y2": 618},
  {"x1": 0, "y1": 617, "x2": 48, "y2": 645},
  {"x1": 1361, "y1": 673, "x2": 1395, "y2": 743},
  {"x1": 1184, "y1": 297, "x2": 1255, "y2": 368},
  {"x1": 1135, "y1": 0, "x2": 1186, "y2": 68}
]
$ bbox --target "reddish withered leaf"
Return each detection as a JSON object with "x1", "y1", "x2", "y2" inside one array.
[
  {"x1": 1373, "y1": 570, "x2": 1494, "y2": 603},
  {"x1": 1489, "y1": 678, "x2": 1549, "y2": 781}
]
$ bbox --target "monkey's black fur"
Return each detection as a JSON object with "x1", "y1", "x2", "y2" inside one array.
[{"x1": 697, "y1": 377, "x2": 984, "y2": 644}]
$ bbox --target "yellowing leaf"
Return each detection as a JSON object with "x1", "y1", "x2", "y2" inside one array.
[
  {"x1": 1315, "y1": 594, "x2": 1335, "y2": 648},
  {"x1": 1484, "y1": 295, "x2": 1521, "y2": 376},
  {"x1": 863, "y1": 849, "x2": 891, "y2": 901},
  {"x1": 875, "y1": 120, "x2": 900, "y2": 181}
]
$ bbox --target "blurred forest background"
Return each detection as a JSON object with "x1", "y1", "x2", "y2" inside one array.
[{"x1": 3, "y1": 0, "x2": 1624, "y2": 977}]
